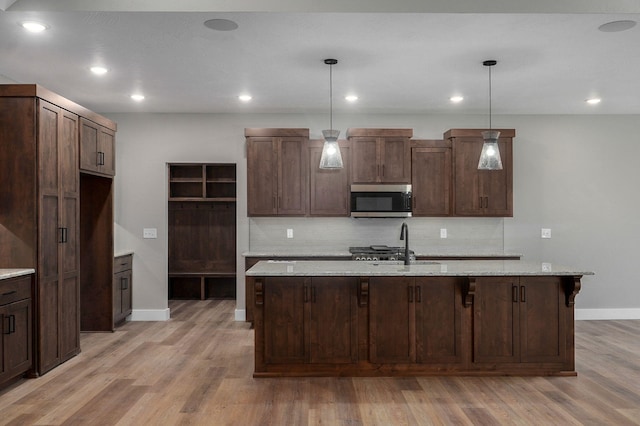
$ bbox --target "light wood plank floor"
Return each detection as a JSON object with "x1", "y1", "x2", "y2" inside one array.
[{"x1": 1, "y1": 300, "x2": 639, "y2": 425}]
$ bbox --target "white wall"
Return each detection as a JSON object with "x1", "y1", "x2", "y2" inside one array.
[{"x1": 107, "y1": 112, "x2": 640, "y2": 320}]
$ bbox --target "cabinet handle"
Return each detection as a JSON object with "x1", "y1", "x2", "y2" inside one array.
[
  {"x1": 408, "y1": 286, "x2": 414, "y2": 303},
  {"x1": 97, "y1": 151, "x2": 105, "y2": 166},
  {"x1": 2, "y1": 290, "x2": 17, "y2": 297},
  {"x1": 416, "y1": 285, "x2": 421, "y2": 303},
  {"x1": 59, "y1": 227, "x2": 68, "y2": 243},
  {"x1": 121, "y1": 277, "x2": 128, "y2": 290},
  {"x1": 520, "y1": 286, "x2": 526, "y2": 303},
  {"x1": 6, "y1": 315, "x2": 16, "y2": 334},
  {"x1": 512, "y1": 285, "x2": 518, "y2": 303}
]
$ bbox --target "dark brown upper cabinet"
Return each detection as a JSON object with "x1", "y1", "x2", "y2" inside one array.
[
  {"x1": 246, "y1": 128, "x2": 309, "y2": 216},
  {"x1": 80, "y1": 118, "x2": 116, "y2": 177},
  {"x1": 411, "y1": 140, "x2": 452, "y2": 216},
  {"x1": 446, "y1": 129, "x2": 514, "y2": 217},
  {"x1": 308, "y1": 139, "x2": 350, "y2": 216},
  {"x1": 347, "y1": 128, "x2": 412, "y2": 184}
]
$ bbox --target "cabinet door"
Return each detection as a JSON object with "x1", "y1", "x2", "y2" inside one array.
[
  {"x1": 519, "y1": 277, "x2": 566, "y2": 363},
  {"x1": 473, "y1": 277, "x2": 520, "y2": 363},
  {"x1": 263, "y1": 277, "x2": 308, "y2": 364},
  {"x1": 80, "y1": 119, "x2": 115, "y2": 176},
  {"x1": 309, "y1": 145, "x2": 350, "y2": 216},
  {"x1": 369, "y1": 277, "x2": 415, "y2": 363},
  {"x1": 113, "y1": 270, "x2": 124, "y2": 320},
  {"x1": 37, "y1": 100, "x2": 62, "y2": 373},
  {"x1": 308, "y1": 277, "x2": 358, "y2": 364},
  {"x1": 3, "y1": 299, "x2": 32, "y2": 379},
  {"x1": 453, "y1": 137, "x2": 483, "y2": 215},
  {"x1": 480, "y1": 137, "x2": 512, "y2": 216},
  {"x1": 415, "y1": 277, "x2": 463, "y2": 364},
  {"x1": 351, "y1": 137, "x2": 379, "y2": 183},
  {"x1": 277, "y1": 137, "x2": 307, "y2": 215},
  {"x1": 411, "y1": 147, "x2": 451, "y2": 216},
  {"x1": 121, "y1": 270, "x2": 133, "y2": 318},
  {"x1": 247, "y1": 137, "x2": 277, "y2": 216},
  {"x1": 453, "y1": 136, "x2": 512, "y2": 216},
  {"x1": 380, "y1": 138, "x2": 410, "y2": 183}
]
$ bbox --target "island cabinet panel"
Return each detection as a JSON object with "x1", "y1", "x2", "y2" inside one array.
[
  {"x1": 369, "y1": 276, "x2": 465, "y2": 365},
  {"x1": 472, "y1": 276, "x2": 566, "y2": 366},
  {"x1": 263, "y1": 277, "x2": 308, "y2": 364},
  {"x1": 415, "y1": 277, "x2": 464, "y2": 364},
  {"x1": 308, "y1": 277, "x2": 358, "y2": 364},
  {"x1": 258, "y1": 276, "x2": 359, "y2": 367}
]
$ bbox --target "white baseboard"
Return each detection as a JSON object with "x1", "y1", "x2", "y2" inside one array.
[
  {"x1": 130, "y1": 308, "x2": 171, "y2": 321},
  {"x1": 576, "y1": 308, "x2": 640, "y2": 320},
  {"x1": 235, "y1": 309, "x2": 246, "y2": 322}
]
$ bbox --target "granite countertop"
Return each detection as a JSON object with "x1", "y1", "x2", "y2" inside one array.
[
  {"x1": 242, "y1": 251, "x2": 522, "y2": 258},
  {"x1": 115, "y1": 250, "x2": 134, "y2": 258},
  {"x1": 0, "y1": 268, "x2": 36, "y2": 280},
  {"x1": 246, "y1": 260, "x2": 594, "y2": 277}
]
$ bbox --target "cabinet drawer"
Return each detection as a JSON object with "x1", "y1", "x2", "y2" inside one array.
[
  {"x1": 0, "y1": 275, "x2": 32, "y2": 305},
  {"x1": 114, "y1": 254, "x2": 133, "y2": 273}
]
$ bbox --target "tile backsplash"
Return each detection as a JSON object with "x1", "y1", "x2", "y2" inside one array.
[{"x1": 249, "y1": 217, "x2": 504, "y2": 255}]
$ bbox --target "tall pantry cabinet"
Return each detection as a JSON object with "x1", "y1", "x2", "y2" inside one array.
[{"x1": 0, "y1": 85, "x2": 117, "y2": 374}]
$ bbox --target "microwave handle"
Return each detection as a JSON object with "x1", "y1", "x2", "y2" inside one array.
[{"x1": 405, "y1": 192, "x2": 412, "y2": 210}]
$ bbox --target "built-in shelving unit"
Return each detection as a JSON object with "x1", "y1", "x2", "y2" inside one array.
[{"x1": 168, "y1": 163, "x2": 237, "y2": 300}]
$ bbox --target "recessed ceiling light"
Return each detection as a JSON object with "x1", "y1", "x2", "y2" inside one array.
[
  {"x1": 130, "y1": 94, "x2": 145, "y2": 102},
  {"x1": 238, "y1": 94, "x2": 252, "y2": 102},
  {"x1": 21, "y1": 21, "x2": 47, "y2": 33},
  {"x1": 90, "y1": 66, "x2": 109, "y2": 75},
  {"x1": 345, "y1": 95, "x2": 358, "y2": 102},
  {"x1": 450, "y1": 96, "x2": 464, "y2": 103},
  {"x1": 204, "y1": 19, "x2": 239, "y2": 31},
  {"x1": 598, "y1": 20, "x2": 637, "y2": 33},
  {"x1": 586, "y1": 98, "x2": 601, "y2": 105}
]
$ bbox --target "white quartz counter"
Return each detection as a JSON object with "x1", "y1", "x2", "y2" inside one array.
[
  {"x1": 246, "y1": 260, "x2": 593, "y2": 277},
  {"x1": 242, "y1": 251, "x2": 521, "y2": 258},
  {"x1": 0, "y1": 268, "x2": 35, "y2": 280}
]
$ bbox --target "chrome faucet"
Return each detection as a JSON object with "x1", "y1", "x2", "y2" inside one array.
[{"x1": 399, "y1": 222, "x2": 410, "y2": 265}]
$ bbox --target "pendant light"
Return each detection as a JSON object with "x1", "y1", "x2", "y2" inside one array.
[
  {"x1": 319, "y1": 58, "x2": 344, "y2": 169},
  {"x1": 477, "y1": 60, "x2": 503, "y2": 170}
]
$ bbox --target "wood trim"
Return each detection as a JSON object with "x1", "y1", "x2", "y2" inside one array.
[
  {"x1": 308, "y1": 139, "x2": 350, "y2": 148},
  {"x1": 0, "y1": 84, "x2": 116, "y2": 131},
  {"x1": 244, "y1": 128, "x2": 309, "y2": 137},
  {"x1": 564, "y1": 276, "x2": 582, "y2": 307},
  {"x1": 444, "y1": 128, "x2": 516, "y2": 139},
  {"x1": 410, "y1": 139, "x2": 450, "y2": 148},
  {"x1": 346, "y1": 128, "x2": 413, "y2": 138},
  {"x1": 358, "y1": 277, "x2": 369, "y2": 306},
  {"x1": 463, "y1": 277, "x2": 477, "y2": 307}
]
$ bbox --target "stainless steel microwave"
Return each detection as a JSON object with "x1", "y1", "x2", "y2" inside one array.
[{"x1": 350, "y1": 184, "x2": 412, "y2": 218}]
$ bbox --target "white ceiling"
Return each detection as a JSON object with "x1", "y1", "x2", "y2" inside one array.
[{"x1": 1, "y1": 0, "x2": 640, "y2": 115}]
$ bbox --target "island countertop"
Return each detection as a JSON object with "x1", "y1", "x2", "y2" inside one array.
[{"x1": 246, "y1": 259, "x2": 594, "y2": 277}]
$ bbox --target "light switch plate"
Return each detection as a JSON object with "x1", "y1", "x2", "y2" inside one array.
[
  {"x1": 440, "y1": 228, "x2": 447, "y2": 239},
  {"x1": 143, "y1": 228, "x2": 157, "y2": 239},
  {"x1": 541, "y1": 228, "x2": 551, "y2": 239},
  {"x1": 542, "y1": 262, "x2": 552, "y2": 272}
]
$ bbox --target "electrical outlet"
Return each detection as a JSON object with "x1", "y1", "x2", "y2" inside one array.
[
  {"x1": 541, "y1": 228, "x2": 551, "y2": 239},
  {"x1": 286, "y1": 228, "x2": 293, "y2": 239},
  {"x1": 143, "y1": 228, "x2": 157, "y2": 239},
  {"x1": 440, "y1": 228, "x2": 447, "y2": 239}
]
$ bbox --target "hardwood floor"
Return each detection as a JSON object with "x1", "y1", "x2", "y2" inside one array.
[{"x1": 1, "y1": 300, "x2": 639, "y2": 425}]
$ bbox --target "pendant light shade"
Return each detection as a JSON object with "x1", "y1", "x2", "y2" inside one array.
[
  {"x1": 319, "y1": 58, "x2": 344, "y2": 169},
  {"x1": 478, "y1": 60, "x2": 503, "y2": 170}
]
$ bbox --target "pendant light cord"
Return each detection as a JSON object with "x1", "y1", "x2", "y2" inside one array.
[
  {"x1": 329, "y1": 62, "x2": 333, "y2": 131},
  {"x1": 488, "y1": 64, "x2": 492, "y2": 130}
]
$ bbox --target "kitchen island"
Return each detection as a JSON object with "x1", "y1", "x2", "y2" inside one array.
[{"x1": 246, "y1": 260, "x2": 593, "y2": 377}]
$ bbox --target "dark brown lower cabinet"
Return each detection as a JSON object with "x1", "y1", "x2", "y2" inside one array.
[
  {"x1": 473, "y1": 276, "x2": 566, "y2": 365},
  {"x1": 0, "y1": 275, "x2": 33, "y2": 389},
  {"x1": 113, "y1": 254, "x2": 133, "y2": 327},
  {"x1": 369, "y1": 277, "x2": 464, "y2": 365},
  {"x1": 257, "y1": 276, "x2": 358, "y2": 369},
  {"x1": 252, "y1": 274, "x2": 580, "y2": 377}
]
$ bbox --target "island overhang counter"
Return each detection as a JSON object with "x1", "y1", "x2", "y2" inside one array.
[{"x1": 246, "y1": 260, "x2": 593, "y2": 377}]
